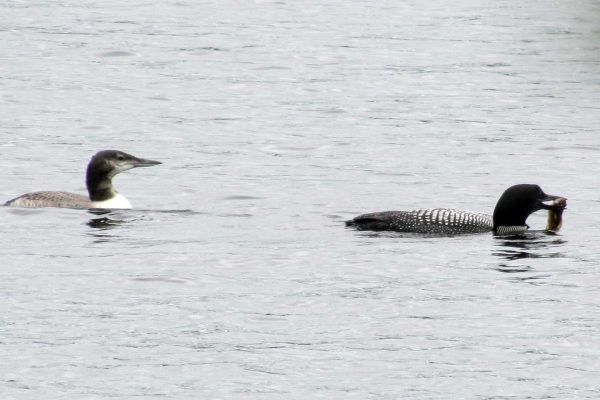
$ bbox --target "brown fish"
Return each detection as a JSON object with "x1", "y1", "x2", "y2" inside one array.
[{"x1": 546, "y1": 197, "x2": 567, "y2": 232}]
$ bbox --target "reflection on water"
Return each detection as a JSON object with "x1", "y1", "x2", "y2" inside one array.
[
  {"x1": 493, "y1": 231, "x2": 567, "y2": 261},
  {"x1": 86, "y1": 212, "x2": 128, "y2": 243},
  {"x1": 87, "y1": 209, "x2": 200, "y2": 229},
  {"x1": 493, "y1": 231, "x2": 567, "y2": 274},
  {"x1": 87, "y1": 216, "x2": 125, "y2": 230},
  {"x1": 87, "y1": 209, "x2": 124, "y2": 230},
  {"x1": 85, "y1": 209, "x2": 202, "y2": 244}
]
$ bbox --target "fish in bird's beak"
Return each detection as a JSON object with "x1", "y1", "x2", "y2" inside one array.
[
  {"x1": 539, "y1": 192, "x2": 566, "y2": 211},
  {"x1": 546, "y1": 197, "x2": 567, "y2": 231}
]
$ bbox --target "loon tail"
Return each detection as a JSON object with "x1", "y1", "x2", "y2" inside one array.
[{"x1": 345, "y1": 212, "x2": 402, "y2": 231}]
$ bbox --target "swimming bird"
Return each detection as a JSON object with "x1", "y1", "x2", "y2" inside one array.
[
  {"x1": 345, "y1": 184, "x2": 565, "y2": 235},
  {"x1": 4, "y1": 150, "x2": 161, "y2": 209}
]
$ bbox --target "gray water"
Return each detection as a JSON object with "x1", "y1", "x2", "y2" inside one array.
[{"x1": 1, "y1": 1, "x2": 600, "y2": 399}]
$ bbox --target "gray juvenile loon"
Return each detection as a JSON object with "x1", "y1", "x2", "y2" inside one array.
[
  {"x1": 4, "y1": 150, "x2": 161, "y2": 209},
  {"x1": 346, "y1": 184, "x2": 566, "y2": 235}
]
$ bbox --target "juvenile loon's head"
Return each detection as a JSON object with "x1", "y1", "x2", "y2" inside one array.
[
  {"x1": 492, "y1": 184, "x2": 562, "y2": 230},
  {"x1": 86, "y1": 150, "x2": 161, "y2": 201}
]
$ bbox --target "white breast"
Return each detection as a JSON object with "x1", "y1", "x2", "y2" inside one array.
[{"x1": 90, "y1": 193, "x2": 132, "y2": 209}]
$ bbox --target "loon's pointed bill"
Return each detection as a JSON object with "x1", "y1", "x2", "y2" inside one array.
[
  {"x1": 99, "y1": 150, "x2": 162, "y2": 177},
  {"x1": 4, "y1": 150, "x2": 161, "y2": 209},
  {"x1": 131, "y1": 156, "x2": 161, "y2": 168},
  {"x1": 346, "y1": 184, "x2": 567, "y2": 235}
]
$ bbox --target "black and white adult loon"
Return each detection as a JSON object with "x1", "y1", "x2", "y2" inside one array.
[
  {"x1": 346, "y1": 184, "x2": 566, "y2": 235},
  {"x1": 4, "y1": 150, "x2": 161, "y2": 209}
]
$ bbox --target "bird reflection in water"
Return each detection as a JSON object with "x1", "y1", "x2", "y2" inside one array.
[
  {"x1": 86, "y1": 209, "x2": 127, "y2": 242},
  {"x1": 493, "y1": 232, "x2": 567, "y2": 275}
]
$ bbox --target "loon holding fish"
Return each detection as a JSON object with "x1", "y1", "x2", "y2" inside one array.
[
  {"x1": 4, "y1": 150, "x2": 161, "y2": 209},
  {"x1": 346, "y1": 184, "x2": 567, "y2": 235}
]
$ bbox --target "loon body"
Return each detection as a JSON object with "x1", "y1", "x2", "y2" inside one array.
[
  {"x1": 346, "y1": 184, "x2": 565, "y2": 235},
  {"x1": 5, "y1": 150, "x2": 161, "y2": 209}
]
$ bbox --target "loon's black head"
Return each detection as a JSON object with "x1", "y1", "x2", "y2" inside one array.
[
  {"x1": 87, "y1": 150, "x2": 162, "y2": 178},
  {"x1": 492, "y1": 184, "x2": 562, "y2": 230},
  {"x1": 86, "y1": 150, "x2": 161, "y2": 201}
]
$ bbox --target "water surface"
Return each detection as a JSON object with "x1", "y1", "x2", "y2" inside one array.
[{"x1": 1, "y1": 0, "x2": 600, "y2": 399}]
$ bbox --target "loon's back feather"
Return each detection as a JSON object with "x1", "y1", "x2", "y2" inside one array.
[
  {"x1": 5, "y1": 191, "x2": 91, "y2": 209},
  {"x1": 346, "y1": 208, "x2": 494, "y2": 234}
]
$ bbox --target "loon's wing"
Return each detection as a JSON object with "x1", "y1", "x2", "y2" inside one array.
[
  {"x1": 346, "y1": 208, "x2": 493, "y2": 234},
  {"x1": 5, "y1": 191, "x2": 91, "y2": 209}
]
